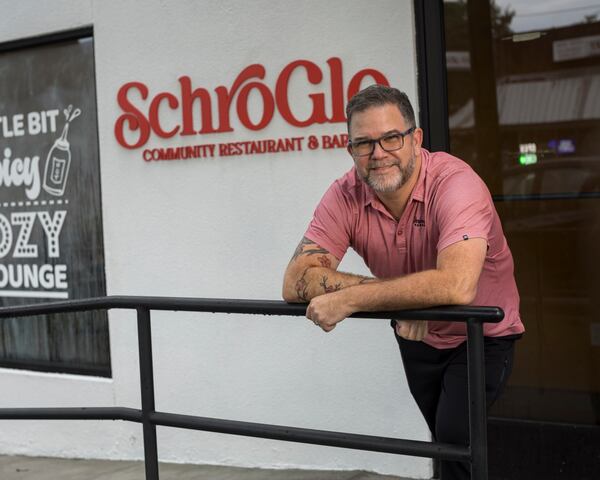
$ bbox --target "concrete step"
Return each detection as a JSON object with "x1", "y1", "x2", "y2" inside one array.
[{"x1": 0, "y1": 455, "x2": 410, "y2": 480}]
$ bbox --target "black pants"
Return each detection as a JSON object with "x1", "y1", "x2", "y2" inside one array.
[{"x1": 393, "y1": 328, "x2": 517, "y2": 480}]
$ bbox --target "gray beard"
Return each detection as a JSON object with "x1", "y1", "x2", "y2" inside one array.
[{"x1": 364, "y1": 153, "x2": 416, "y2": 193}]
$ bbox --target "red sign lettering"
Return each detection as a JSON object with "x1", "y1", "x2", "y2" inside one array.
[{"x1": 114, "y1": 57, "x2": 389, "y2": 149}]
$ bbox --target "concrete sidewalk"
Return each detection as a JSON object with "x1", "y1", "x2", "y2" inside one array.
[{"x1": 0, "y1": 455, "x2": 411, "y2": 480}]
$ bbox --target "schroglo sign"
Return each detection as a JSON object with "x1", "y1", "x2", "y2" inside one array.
[{"x1": 114, "y1": 57, "x2": 389, "y2": 161}]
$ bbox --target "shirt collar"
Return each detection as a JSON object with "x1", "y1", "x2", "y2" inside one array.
[{"x1": 411, "y1": 148, "x2": 429, "y2": 202}]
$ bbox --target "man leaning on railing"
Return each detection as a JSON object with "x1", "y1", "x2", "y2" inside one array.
[{"x1": 282, "y1": 84, "x2": 524, "y2": 480}]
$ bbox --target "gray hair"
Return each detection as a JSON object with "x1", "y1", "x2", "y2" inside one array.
[{"x1": 346, "y1": 84, "x2": 416, "y2": 131}]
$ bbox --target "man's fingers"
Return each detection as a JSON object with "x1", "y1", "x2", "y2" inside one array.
[
  {"x1": 306, "y1": 294, "x2": 346, "y2": 333},
  {"x1": 395, "y1": 320, "x2": 406, "y2": 337},
  {"x1": 395, "y1": 320, "x2": 426, "y2": 341},
  {"x1": 416, "y1": 320, "x2": 428, "y2": 341},
  {"x1": 306, "y1": 300, "x2": 326, "y2": 330},
  {"x1": 306, "y1": 300, "x2": 314, "y2": 320},
  {"x1": 408, "y1": 322, "x2": 419, "y2": 340},
  {"x1": 396, "y1": 320, "x2": 414, "y2": 339}
]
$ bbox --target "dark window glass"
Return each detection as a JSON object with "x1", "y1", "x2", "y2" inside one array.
[
  {"x1": 444, "y1": 0, "x2": 600, "y2": 424},
  {"x1": 0, "y1": 35, "x2": 109, "y2": 377}
]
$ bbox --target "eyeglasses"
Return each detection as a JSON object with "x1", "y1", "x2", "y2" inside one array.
[{"x1": 348, "y1": 126, "x2": 416, "y2": 157}]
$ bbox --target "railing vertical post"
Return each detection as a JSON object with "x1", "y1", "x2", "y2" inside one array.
[
  {"x1": 466, "y1": 318, "x2": 488, "y2": 480},
  {"x1": 137, "y1": 307, "x2": 159, "y2": 480}
]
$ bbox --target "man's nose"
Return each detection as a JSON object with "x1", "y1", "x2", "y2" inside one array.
[{"x1": 371, "y1": 140, "x2": 387, "y2": 158}]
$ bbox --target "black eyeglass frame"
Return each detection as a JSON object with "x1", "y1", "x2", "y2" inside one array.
[{"x1": 348, "y1": 126, "x2": 416, "y2": 157}]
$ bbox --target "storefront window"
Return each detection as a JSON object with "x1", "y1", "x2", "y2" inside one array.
[
  {"x1": 444, "y1": 0, "x2": 600, "y2": 424},
  {"x1": 0, "y1": 33, "x2": 110, "y2": 377}
]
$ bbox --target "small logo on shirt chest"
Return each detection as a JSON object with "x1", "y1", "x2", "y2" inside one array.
[{"x1": 413, "y1": 218, "x2": 426, "y2": 227}]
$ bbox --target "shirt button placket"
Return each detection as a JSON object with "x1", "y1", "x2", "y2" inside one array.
[{"x1": 396, "y1": 225, "x2": 406, "y2": 250}]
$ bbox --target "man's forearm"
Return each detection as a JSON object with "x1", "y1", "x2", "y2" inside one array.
[
  {"x1": 341, "y1": 268, "x2": 473, "y2": 313},
  {"x1": 304, "y1": 238, "x2": 486, "y2": 331},
  {"x1": 287, "y1": 267, "x2": 375, "y2": 303}
]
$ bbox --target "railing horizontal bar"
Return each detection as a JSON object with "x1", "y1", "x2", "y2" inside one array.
[
  {"x1": 0, "y1": 296, "x2": 503, "y2": 323},
  {"x1": 0, "y1": 406, "x2": 471, "y2": 461},
  {"x1": 0, "y1": 407, "x2": 142, "y2": 422},
  {"x1": 150, "y1": 411, "x2": 471, "y2": 461}
]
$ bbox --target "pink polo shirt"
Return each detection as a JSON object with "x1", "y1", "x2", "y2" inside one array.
[{"x1": 305, "y1": 149, "x2": 524, "y2": 349}]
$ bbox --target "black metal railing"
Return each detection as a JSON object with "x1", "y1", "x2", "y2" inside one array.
[{"x1": 0, "y1": 296, "x2": 503, "y2": 479}]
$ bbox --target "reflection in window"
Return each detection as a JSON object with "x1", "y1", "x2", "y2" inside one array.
[
  {"x1": 444, "y1": 0, "x2": 600, "y2": 426},
  {"x1": 445, "y1": 0, "x2": 600, "y2": 199}
]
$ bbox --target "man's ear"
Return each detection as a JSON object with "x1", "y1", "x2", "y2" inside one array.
[
  {"x1": 413, "y1": 127, "x2": 423, "y2": 147},
  {"x1": 412, "y1": 127, "x2": 424, "y2": 155}
]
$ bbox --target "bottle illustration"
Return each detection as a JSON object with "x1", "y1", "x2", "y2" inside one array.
[{"x1": 43, "y1": 105, "x2": 81, "y2": 196}]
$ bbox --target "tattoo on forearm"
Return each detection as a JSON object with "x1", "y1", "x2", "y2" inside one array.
[
  {"x1": 317, "y1": 255, "x2": 331, "y2": 268},
  {"x1": 295, "y1": 269, "x2": 310, "y2": 302},
  {"x1": 320, "y1": 275, "x2": 342, "y2": 294},
  {"x1": 293, "y1": 266, "x2": 372, "y2": 301},
  {"x1": 291, "y1": 236, "x2": 331, "y2": 262}
]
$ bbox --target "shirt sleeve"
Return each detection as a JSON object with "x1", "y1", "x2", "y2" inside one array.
[
  {"x1": 304, "y1": 180, "x2": 353, "y2": 261},
  {"x1": 433, "y1": 168, "x2": 494, "y2": 253}
]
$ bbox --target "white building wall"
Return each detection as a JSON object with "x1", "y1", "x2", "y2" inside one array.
[{"x1": 0, "y1": 1, "x2": 430, "y2": 477}]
